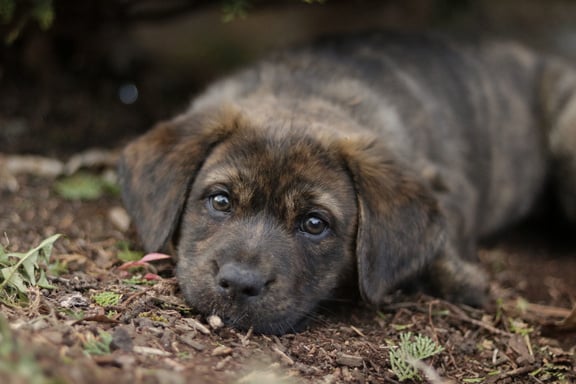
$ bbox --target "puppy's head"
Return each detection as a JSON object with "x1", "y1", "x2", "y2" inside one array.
[{"x1": 119, "y1": 106, "x2": 444, "y2": 334}]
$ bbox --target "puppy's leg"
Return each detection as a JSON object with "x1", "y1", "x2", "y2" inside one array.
[
  {"x1": 421, "y1": 166, "x2": 489, "y2": 307},
  {"x1": 540, "y1": 58, "x2": 576, "y2": 222}
]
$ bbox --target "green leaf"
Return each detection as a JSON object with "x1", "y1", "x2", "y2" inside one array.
[
  {"x1": 32, "y1": 0, "x2": 54, "y2": 30},
  {"x1": 221, "y1": 0, "x2": 250, "y2": 22},
  {"x1": 37, "y1": 270, "x2": 54, "y2": 289},
  {"x1": 0, "y1": 244, "x2": 7, "y2": 263},
  {"x1": 0, "y1": 234, "x2": 61, "y2": 302},
  {"x1": 0, "y1": 0, "x2": 15, "y2": 23},
  {"x1": 117, "y1": 249, "x2": 143, "y2": 263},
  {"x1": 54, "y1": 172, "x2": 108, "y2": 200},
  {"x1": 1, "y1": 266, "x2": 27, "y2": 293},
  {"x1": 37, "y1": 234, "x2": 58, "y2": 263},
  {"x1": 21, "y1": 251, "x2": 38, "y2": 285}
]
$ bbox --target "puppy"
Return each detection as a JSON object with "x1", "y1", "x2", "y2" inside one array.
[{"x1": 119, "y1": 33, "x2": 576, "y2": 334}]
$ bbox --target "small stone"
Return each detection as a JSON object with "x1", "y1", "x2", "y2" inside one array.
[
  {"x1": 207, "y1": 315, "x2": 224, "y2": 330},
  {"x1": 108, "y1": 206, "x2": 131, "y2": 232},
  {"x1": 111, "y1": 326, "x2": 134, "y2": 352},
  {"x1": 59, "y1": 292, "x2": 89, "y2": 308}
]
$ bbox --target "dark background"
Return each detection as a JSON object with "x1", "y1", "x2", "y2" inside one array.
[{"x1": 2, "y1": 0, "x2": 576, "y2": 156}]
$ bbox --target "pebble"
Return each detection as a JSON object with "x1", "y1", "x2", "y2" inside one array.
[
  {"x1": 108, "y1": 206, "x2": 131, "y2": 232},
  {"x1": 207, "y1": 315, "x2": 224, "y2": 330}
]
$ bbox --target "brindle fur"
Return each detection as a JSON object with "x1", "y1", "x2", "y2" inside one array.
[{"x1": 119, "y1": 33, "x2": 576, "y2": 334}]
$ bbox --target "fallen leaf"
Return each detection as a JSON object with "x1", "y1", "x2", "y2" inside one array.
[
  {"x1": 141, "y1": 253, "x2": 172, "y2": 262},
  {"x1": 143, "y1": 273, "x2": 162, "y2": 281},
  {"x1": 508, "y1": 334, "x2": 534, "y2": 364}
]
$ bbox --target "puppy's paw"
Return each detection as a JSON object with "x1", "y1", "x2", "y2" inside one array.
[{"x1": 428, "y1": 251, "x2": 489, "y2": 308}]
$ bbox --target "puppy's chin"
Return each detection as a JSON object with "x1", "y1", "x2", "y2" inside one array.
[
  {"x1": 178, "y1": 282, "x2": 316, "y2": 335},
  {"x1": 176, "y1": 264, "x2": 321, "y2": 334},
  {"x1": 217, "y1": 311, "x2": 311, "y2": 335}
]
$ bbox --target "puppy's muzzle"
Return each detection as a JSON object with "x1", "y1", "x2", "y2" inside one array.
[{"x1": 216, "y1": 262, "x2": 273, "y2": 300}]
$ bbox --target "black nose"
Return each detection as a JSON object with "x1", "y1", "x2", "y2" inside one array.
[{"x1": 216, "y1": 263, "x2": 268, "y2": 299}]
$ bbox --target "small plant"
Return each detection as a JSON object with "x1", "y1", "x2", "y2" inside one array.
[
  {"x1": 92, "y1": 291, "x2": 122, "y2": 307},
  {"x1": 54, "y1": 172, "x2": 118, "y2": 201},
  {"x1": 530, "y1": 363, "x2": 568, "y2": 381},
  {"x1": 0, "y1": 0, "x2": 54, "y2": 43},
  {"x1": 59, "y1": 308, "x2": 85, "y2": 321},
  {"x1": 388, "y1": 332, "x2": 444, "y2": 381},
  {"x1": 509, "y1": 318, "x2": 533, "y2": 336},
  {"x1": 122, "y1": 276, "x2": 156, "y2": 286},
  {"x1": 83, "y1": 330, "x2": 112, "y2": 356},
  {"x1": 117, "y1": 252, "x2": 171, "y2": 283},
  {"x1": 0, "y1": 234, "x2": 60, "y2": 305},
  {"x1": 222, "y1": 0, "x2": 250, "y2": 22},
  {"x1": 116, "y1": 241, "x2": 144, "y2": 263},
  {"x1": 138, "y1": 311, "x2": 168, "y2": 323}
]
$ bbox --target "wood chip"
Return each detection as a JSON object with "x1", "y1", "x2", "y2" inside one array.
[
  {"x1": 214, "y1": 356, "x2": 232, "y2": 371},
  {"x1": 183, "y1": 317, "x2": 211, "y2": 335},
  {"x1": 336, "y1": 353, "x2": 364, "y2": 368},
  {"x1": 133, "y1": 346, "x2": 171, "y2": 356},
  {"x1": 2, "y1": 155, "x2": 64, "y2": 177},
  {"x1": 350, "y1": 325, "x2": 365, "y2": 337},
  {"x1": 64, "y1": 149, "x2": 118, "y2": 174},
  {"x1": 211, "y1": 345, "x2": 233, "y2": 357},
  {"x1": 178, "y1": 334, "x2": 206, "y2": 351}
]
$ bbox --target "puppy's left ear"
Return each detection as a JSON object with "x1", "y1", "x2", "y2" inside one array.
[
  {"x1": 118, "y1": 108, "x2": 240, "y2": 253},
  {"x1": 339, "y1": 137, "x2": 445, "y2": 306}
]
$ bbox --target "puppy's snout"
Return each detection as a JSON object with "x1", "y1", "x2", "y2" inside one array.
[{"x1": 216, "y1": 263, "x2": 271, "y2": 299}]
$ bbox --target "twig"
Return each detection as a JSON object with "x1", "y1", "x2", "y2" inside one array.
[
  {"x1": 272, "y1": 346, "x2": 294, "y2": 366},
  {"x1": 443, "y1": 302, "x2": 513, "y2": 337},
  {"x1": 490, "y1": 364, "x2": 537, "y2": 381}
]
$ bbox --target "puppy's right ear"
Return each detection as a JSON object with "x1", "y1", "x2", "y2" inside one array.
[
  {"x1": 118, "y1": 108, "x2": 239, "y2": 252},
  {"x1": 338, "y1": 137, "x2": 446, "y2": 306}
]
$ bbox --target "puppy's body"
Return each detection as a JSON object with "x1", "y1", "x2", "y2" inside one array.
[{"x1": 120, "y1": 33, "x2": 576, "y2": 334}]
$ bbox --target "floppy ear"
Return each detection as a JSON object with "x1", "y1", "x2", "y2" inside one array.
[
  {"x1": 339, "y1": 138, "x2": 446, "y2": 306},
  {"x1": 118, "y1": 108, "x2": 240, "y2": 252}
]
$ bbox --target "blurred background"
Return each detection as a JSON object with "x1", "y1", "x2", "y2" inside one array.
[{"x1": 2, "y1": 0, "x2": 576, "y2": 156}]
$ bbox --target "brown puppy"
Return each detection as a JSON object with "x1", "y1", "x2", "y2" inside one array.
[{"x1": 119, "y1": 33, "x2": 576, "y2": 334}]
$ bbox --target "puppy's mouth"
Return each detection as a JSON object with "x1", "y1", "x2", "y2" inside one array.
[
  {"x1": 207, "y1": 287, "x2": 314, "y2": 335},
  {"x1": 178, "y1": 261, "x2": 316, "y2": 334}
]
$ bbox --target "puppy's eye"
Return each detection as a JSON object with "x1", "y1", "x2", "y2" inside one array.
[
  {"x1": 209, "y1": 193, "x2": 231, "y2": 212},
  {"x1": 300, "y1": 214, "x2": 329, "y2": 236}
]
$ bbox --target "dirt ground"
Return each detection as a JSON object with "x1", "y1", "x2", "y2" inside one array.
[{"x1": 1, "y1": 3, "x2": 576, "y2": 382}]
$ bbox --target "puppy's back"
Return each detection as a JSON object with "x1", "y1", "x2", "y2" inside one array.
[{"x1": 191, "y1": 33, "x2": 551, "y2": 235}]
